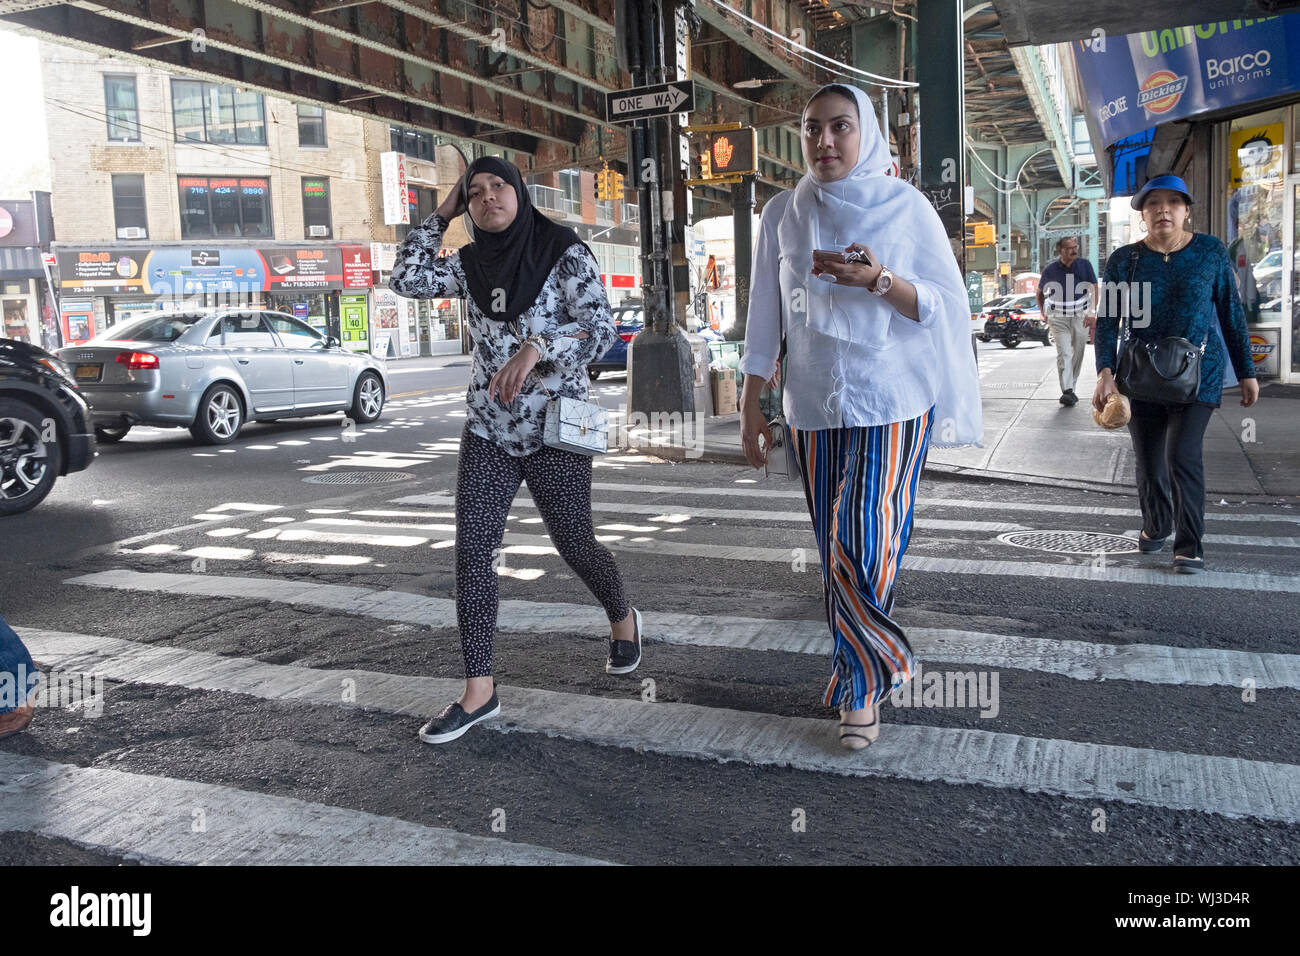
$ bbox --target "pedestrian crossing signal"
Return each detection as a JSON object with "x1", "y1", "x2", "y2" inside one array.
[{"x1": 705, "y1": 127, "x2": 756, "y2": 176}]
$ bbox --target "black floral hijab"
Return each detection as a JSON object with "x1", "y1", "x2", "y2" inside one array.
[{"x1": 458, "y1": 157, "x2": 585, "y2": 324}]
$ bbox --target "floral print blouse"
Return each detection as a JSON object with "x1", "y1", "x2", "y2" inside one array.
[{"x1": 388, "y1": 213, "x2": 618, "y2": 456}]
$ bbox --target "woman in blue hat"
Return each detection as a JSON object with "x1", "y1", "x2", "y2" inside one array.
[{"x1": 1092, "y1": 175, "x2": 1259, "y2": 573}]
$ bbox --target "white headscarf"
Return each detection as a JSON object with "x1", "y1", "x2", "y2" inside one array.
[{"x1": 776, "y1": 84, "x2": 982, "y2": 446}]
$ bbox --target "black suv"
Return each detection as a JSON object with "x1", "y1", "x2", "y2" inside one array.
[{"x1": 0, "y1": 338, "x2": 96, "y2": 516}]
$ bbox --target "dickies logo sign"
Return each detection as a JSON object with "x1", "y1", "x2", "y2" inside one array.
[
  {"x1": 1138, "y1": 70, "x2": 1189, "y2": 114},
  {"x1": 1249, "y1": 334, "x2": 1276, "y2": 362}
]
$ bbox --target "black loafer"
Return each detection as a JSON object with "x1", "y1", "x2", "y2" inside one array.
[
  {"x1": 418, "y1": 691, "x2": 500, "y2": 744},
  {"x1": 1059, "y1": 390, "x2": 1078, "y2": 407},
  {"x1": 606, "y1": 608, "x2": 642, "y2": 675},
  {"x1": 1138, "y1": 532, "x2": 1167, "y2": 553},
  {"x1": 1174, "y1": 556, "x2": 1204, "y2": 575}
]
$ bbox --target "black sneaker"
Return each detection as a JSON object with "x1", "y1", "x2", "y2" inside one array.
[
  {"x1": 418, "y1": 690, "x2": 500, "y2": 744},
  {"x1": 1060, "y1": 389, "x2": 1078, "y2": 406},
  {"x1": 1138, "y1": 532, "x2": 1167, "y2": 553},
  {"x1": 1174, "y1": 556, "x2": 1205, "y2": 575},
  {"x1": 606, "y1": 607, "x2": 643, "y2": 675}
]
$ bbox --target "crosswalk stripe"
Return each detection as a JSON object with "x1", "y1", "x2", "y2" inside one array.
[
  {"x1": 0, "y1": 751, "x2": 607, "y2": 866},
  {"x1": 471, "y1": 482, "x2": 1298, "y2": 525},
  {"x1": 1123, "y1": 530, "x2": 1300, "y2": 549},
  {"x1": 465, "y1": 532, "x2": 1299, "y2": 591},
  {"x1": 18, "y1": 629, "x2": 1300, "y2": 825},
  {"x1": 385, "y1": 494, "x2": 1030, "y2": 534},
  {"x1": 60, "y1": 571, "x2": 1300, "y2": 688}
]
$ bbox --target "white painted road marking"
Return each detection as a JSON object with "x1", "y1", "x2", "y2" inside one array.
[
  {"x1": 18, "y1": 629, "x2": 1300, "y2": 825},
  {"x1": 0, "y1": 751, "x2": 607, "y2": 866},
  {"x1": 57, "y1": 572, "x2": 1300, "y2": 688}
]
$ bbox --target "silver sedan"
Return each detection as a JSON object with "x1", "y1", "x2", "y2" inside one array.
[{"x1": 57, "y1": 309, "x2": 389, "y2": 444}]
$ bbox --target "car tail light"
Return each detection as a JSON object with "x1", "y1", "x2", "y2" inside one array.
[
  {"x1": 619, "y1": 332, "x2": 636, "y2": 342},
  {"x1": 116, "y1": 351, "x2": 160, "y2": 370},
  {"x1": 1008, "y1": 311, "x2": 1023, "y2": 320}
]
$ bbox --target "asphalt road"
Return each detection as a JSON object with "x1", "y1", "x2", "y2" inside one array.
[{"x1": 2, "y1": 348, "x2": 1299, "y2": 866}]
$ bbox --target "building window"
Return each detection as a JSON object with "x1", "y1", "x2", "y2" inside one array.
[
  {"x1": 302, "y1": 177, "x2": 332, "y2": 239},
  {"x1": 171, "y1": 80, "x2": 266, "y2": 145},
  {"x1": 389, "y1": 125, "x2": 434, "y2": 160},
  {"x1": 178, "y1": 176, "x2": 272, "y2": 238},
  {"x1": 396, "y1": 185, "x2": 437, "y2": 241},
  {"x1": 298, "y1": 104, "x2": 327, "y2": 147},
  {"x1": 104, "y1": 75, "x2": 140, "y2": 142},
  {"x1": 112, "y1": 174, "x2": 148, "y2": 238}
]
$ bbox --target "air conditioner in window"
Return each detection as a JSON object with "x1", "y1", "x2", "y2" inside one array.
[
  {"x1": 307, "y1": 225, "x2": 329, "y2": 238},
  {"x1": 118, "y1": 227, "x2": 146, "y2": 239}
]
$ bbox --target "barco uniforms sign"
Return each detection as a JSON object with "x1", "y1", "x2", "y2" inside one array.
[{"x1": 1073, "y1": 16, "x2": 1297, "y2": 149}]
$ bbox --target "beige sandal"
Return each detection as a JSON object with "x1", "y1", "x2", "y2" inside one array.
[{"x1": 838, "y1": 702, "x2": 879, "y2": 750}]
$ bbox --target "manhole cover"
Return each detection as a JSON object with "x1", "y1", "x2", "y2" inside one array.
[
  {"x1": 302, "y1": 471, "x2": 416, "y2": 485},
  {"x1": 997, "y1": 531, "x2": 1139, "y2": 555}
]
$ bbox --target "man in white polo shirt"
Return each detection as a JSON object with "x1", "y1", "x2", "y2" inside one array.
[{"x1": 1036, "y1": 237, "x2": 1098, "y2": 407}]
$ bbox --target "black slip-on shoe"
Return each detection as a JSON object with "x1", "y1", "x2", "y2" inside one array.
[
  {"x1": 606, "y1": 607, "x2": 643, "y2": 676},
  {"x1": 418, "y1": 692, "x2": 500, "y2": 744},
  {"x1": 1138, "y1": 532, "x2": 1167, "y2": 553},
  {"x1": 1174, "y1": 556, "x2": 1205, "y2": 575},
  {"x1": 1060, "y1": 390, "x2": 1079, "y2": 407}
]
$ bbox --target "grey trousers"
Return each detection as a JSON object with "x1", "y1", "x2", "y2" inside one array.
[{"x1": 1046, "y1": 309, "x2": 1089, "y2": 393}]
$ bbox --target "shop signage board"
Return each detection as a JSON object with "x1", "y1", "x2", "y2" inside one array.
[
  {"x1": 1249, "y1": 327, "x2": 1280, "y2": 377},
  {"x1": 1073, "y1": 18, "x2": 1300, "y2": 149},
  {"x1": 381, "y1": 152, "x2": 410, "y2": 225},
  {"x1": 53, "y1": 244, "x2": 363, "y2": 295},
  {"x1": 605, "y1": 80, "x2": 694, "y2": 123},
  {"x1": 338, "y1": 243, "x2": 373, "y2": 289}
]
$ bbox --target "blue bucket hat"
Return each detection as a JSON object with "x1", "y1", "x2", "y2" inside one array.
[{"x1": 1131, "y1": 174, "x2": 1194, "y2": 210}]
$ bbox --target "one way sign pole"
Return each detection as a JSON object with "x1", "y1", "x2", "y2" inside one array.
[{"x1": 605, "y1": 80, "x2": 695, "y2": 123}]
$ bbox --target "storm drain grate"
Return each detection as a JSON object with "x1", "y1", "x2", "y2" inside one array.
[
  {"x1": 302, "y1": 471, "x2": 416, "y2": 485},
  {"x1": 997, "y1": 531, "x2": 1139, "y2": 555}
]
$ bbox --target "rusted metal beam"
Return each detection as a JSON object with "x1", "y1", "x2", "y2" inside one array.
[
  {"x1": 695, "y1": 0, "x2": 819, "y2": 85},
  {"x1": 59, "y1": 0, "x2": 579, "y2": 149},
  {"x1": 218, "y1": 0, "x2": 600, "y2": 126},
  {"x1": 2, "y1": 2, "x2": 536, "y2": 154}
]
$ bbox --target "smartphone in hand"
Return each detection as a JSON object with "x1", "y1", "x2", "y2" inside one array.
[{"x1": 813, "y1": 249, "x2": 871, "y2": 266}]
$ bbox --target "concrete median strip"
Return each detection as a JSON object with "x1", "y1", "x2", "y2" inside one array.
[
  {"x1": 64, "y1": 570, "x2": 1300, "y2": 689},
  {"x1": 0, "y1": 751, "x2": 608, "y2": 866},
  {"x1": 15, "y1": 628, "x2": 1300, "y2": 826}
]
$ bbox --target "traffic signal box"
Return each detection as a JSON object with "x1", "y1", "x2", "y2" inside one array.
[
  {"x1": 704, "y1": 128, "x2": 756, "y2": 177},
  {"x1": 596, "y1": 167, "x2": 625, "y2": 201}
]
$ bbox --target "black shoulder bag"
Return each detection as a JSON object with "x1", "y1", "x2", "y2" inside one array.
[{"x1": 1114, "y1": 246, "x2": 1209, "y2": 405}]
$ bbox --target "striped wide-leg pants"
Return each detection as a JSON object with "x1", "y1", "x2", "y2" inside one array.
[{"x1": 791, "y1": 409, "x2": 933, "y2": 711}]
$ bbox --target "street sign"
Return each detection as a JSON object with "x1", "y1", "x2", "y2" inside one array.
[{"x1": 605, "y1": 81, "x2": 695, "y2": 123}]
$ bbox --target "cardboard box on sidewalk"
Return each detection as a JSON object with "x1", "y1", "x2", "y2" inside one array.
[{"x1": 710, "y1": 367, "x2": 738, "y2": 415}]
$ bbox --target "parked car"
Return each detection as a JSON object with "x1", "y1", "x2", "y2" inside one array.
[
  {"x1": 973, "y1": 295, "x2": 1013, "y2": 335},
  {"x1": 0, "y1": 338, "x2": 96, "y2": 516},
  {"x1": 980, "y1": 293, "x2": 1053, "y2": 348},
  {"x1": 588, "y1": 302, "x2": 722, "y2": 380},
  {"x1": 57, "y1": 309, "x2": 389, "y2": 445}
]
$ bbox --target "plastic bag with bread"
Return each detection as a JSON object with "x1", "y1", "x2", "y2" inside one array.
[{"x1": 1093, "y1": 393, "x2": 1131, "y2": 430}]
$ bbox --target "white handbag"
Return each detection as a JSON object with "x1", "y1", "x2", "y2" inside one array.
[{"x1": 543, "y1": 394, "x2": 609, "y2": 456}]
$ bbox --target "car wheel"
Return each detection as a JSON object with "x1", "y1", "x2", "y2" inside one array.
[
  {"x1": 1002, "y1": 335, "x2": 1021, "y2": 349},
  {"x1": 349, "y1": 371, "x2": 384, "y2": 424},
  {"x1": 1044, "y1": 329, "x2": 1055, "y2": 346},
  {"x1": 588, "y1": 368, "x2": 602, "y2": 381},
  {"x1": 94, "y1": 424, "x2": 132, "y2": 444},
  {"x1": 189, "y1": 383, "x2": 244, "y2": 444},
  {"x1": 0, "y1": 398, "x2": 59, "y2": 517},
  {"x1": 977, "y1": 334, "x2": 991, "y2": 343}
]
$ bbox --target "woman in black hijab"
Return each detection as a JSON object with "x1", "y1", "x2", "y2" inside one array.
[{"x1": 390, "y1": 156, "x2": 642, "y2": 745}]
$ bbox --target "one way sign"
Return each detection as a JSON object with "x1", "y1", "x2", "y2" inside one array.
[{"x1": 605, "y1": 81, "x2": 695, "y2": 123}]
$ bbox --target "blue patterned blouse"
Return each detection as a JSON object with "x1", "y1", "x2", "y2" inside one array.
[
  {"x1": 1095, "y1": 234, "x2": 1256, "y2": 406},
  {"x1": 388, "y1": 214, "x2": 617, "y2": 456}
]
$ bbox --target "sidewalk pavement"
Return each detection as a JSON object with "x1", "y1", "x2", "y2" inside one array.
[{"x1": 629, "y1": 346, "x2": 1300, "y2": 500}]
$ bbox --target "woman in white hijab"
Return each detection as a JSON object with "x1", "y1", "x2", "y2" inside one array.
[{"x1": 738, "y1": 83, "x2": 982, "y2": 750}]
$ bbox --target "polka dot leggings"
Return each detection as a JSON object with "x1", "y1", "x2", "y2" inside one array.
[{"x1": 455, "y1": 426, "x2": 630, "y2": 678}]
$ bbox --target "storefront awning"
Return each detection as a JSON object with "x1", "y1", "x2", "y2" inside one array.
[
  {"x1": 0, "y1": 246, "x2": 45, "y2": 279},
  {"x1": 991, "y1": 1, "x2": 1294, "y2": 47}
]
